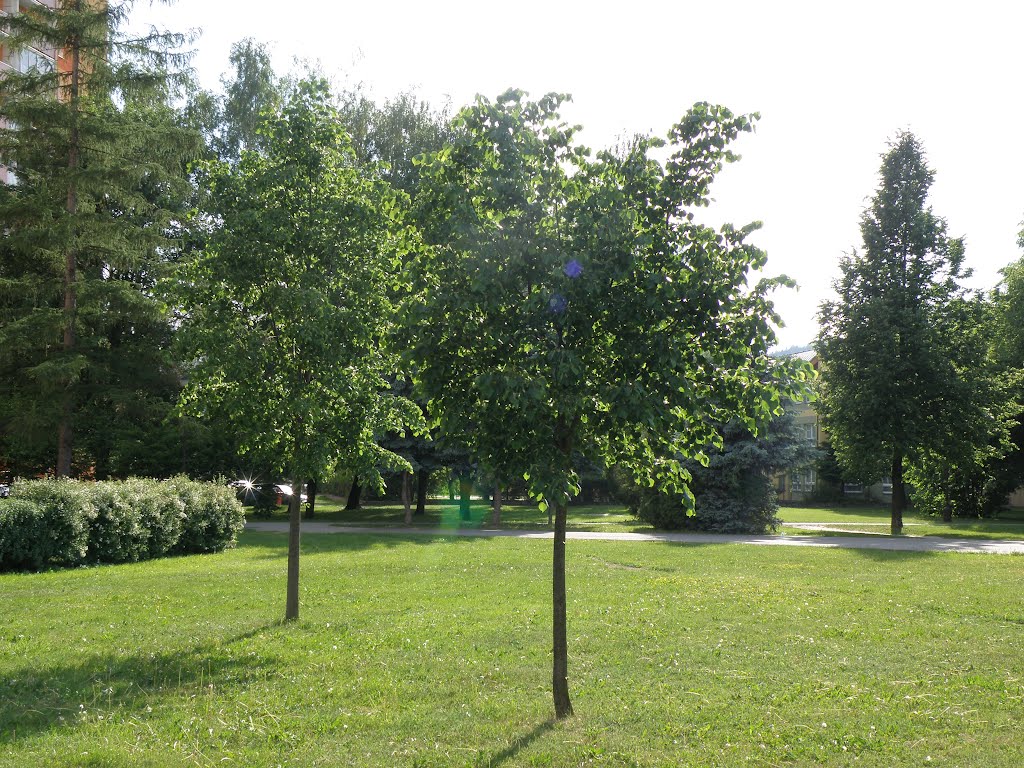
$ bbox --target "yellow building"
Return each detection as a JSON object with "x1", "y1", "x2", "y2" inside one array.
[{"x1": 777, "y1": 350, "x2": 1023, "y2": 510}]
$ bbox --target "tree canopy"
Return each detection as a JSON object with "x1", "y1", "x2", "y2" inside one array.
[
  {"x1": 816, "y1": 133, "x2": 1010, "y2": 530},
  {"x1": 407, "y1": 90, "x2": 810, "y2": 717},
  {"x1": 172, "y1": 79, "x2": 419, "y2": 620},
  {"x1": 0, "y1": 0, "x2": 199, "y2": 478}
]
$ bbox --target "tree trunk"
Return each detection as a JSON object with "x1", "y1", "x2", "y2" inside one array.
[
  {"x1": 552, "y1": 497, "x2": 573, "y2": 718},
  {"x1": 401, "y1": 471, "x2": 413, "y2": 525},
  {"x1": 891, "y1": 449, "x2": 905, "y2": 535},
  {"x1": 345, "y1": 478, "x2": 362, "y2": 510},
  {"x1": 415, "y1": 468, "x2": 429, "y2": 516},
  {"x1": 491, "y1": 482, "x2": 503, "y2": 527},
  {"x1": 285, "y1": 475, "x2": 304, "y2": 621},
  {"x1": 459, "y1": 476, "x2": 472, "y2": 521},
  {"x1": 57, "y1": 22, "x2": 82, "y2": 479},
  {"x1": 304, "y1": 478, "x2": 318, "y2": 519}
]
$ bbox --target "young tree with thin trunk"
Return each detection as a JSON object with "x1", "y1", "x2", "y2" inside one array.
[
  {"x1": 172, "y1": 79, "x2": 419, "y2": 622},
  {"x1": 408, "y1": 91, "x2": 808, "y2": 719},
  {"x1": 817, "y1": 133, "x2": 983, "y2": 534}
]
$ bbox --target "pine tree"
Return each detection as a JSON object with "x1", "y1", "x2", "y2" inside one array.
[{"x1": 0, "y1": 1, "x2": 199, "y2": 476}]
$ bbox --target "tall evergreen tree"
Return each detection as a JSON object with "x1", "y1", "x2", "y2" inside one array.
[
  {"x1": 817, "y1": 133, "x2": 987, "y2": 533},
  {"x1": 0, "y1": 0, "x2": 198, "y2": 477}
]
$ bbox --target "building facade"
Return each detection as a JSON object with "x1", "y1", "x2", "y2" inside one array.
[{"x1": 0, "y1": 0, "x2": 70, "y2": 184}]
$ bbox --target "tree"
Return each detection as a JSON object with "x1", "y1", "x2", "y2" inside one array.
[
  {"x1": 817, "y1": 133, "x2": 996, "y2": 533},
  {"x1": 216, "y1": 38, "x2": 284, "y2": 163},
  {"x1": 407, "y1": 91, "x2": 809, "y2": 718},
  {"x1": 620, "y1": 405, "x2": 818, "y2": 533},
  {"x1": 904, "y1": 294, "x2": 1016, "y2": 519},
  {"x1": 975, "y1": 229, "x2": 1024, "y2": 513},
  {"x1": 0, "y1": 0, "x2": 198, "y2": 477},
  {"x1": 172, "y1": 79, "x2": 418, "y2": 621}
]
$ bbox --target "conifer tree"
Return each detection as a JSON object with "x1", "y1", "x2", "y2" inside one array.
[
  {"x1": 817, "y1": 133, "x2": 996, "y2": 532},
  {"x1": 0, "y1": 1, "x2": 198, "y2": 476}
]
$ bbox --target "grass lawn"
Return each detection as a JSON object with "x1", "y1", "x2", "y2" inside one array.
[
  {"x1": 264, "y1": 497, "x2": 1024, "y2": 542},
  {"x1": 778, "y1": 505, "x2": 1024, "y2": 541},
  {"x1": 2, "y1": 533, "x2": 1024, "y2": 766},
  {"x1": 262, "y1": 497, "x2": 649, "y2": 533}
]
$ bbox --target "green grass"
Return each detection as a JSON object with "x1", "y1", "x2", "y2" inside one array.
[
  {"x1": 3, "y1": 533, "x2": 1024, "y2": 766},
  {"x1": 266, "y1": 498, "x2": 1024, "y2": 541},
  {"x1": 779, "y1": 505, "x2": 1024, "y2": 540},
  {"x1": 261, "y1": 497, "x2": 649, "y2": 533}
]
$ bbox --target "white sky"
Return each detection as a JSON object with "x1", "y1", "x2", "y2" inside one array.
[{"x1": 134, "y1": 0, "x2": 1024, "y2": 348}]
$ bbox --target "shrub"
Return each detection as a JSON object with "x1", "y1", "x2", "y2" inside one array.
[
  {"x1": 87, "y1": 482, "x2": 149, "y2": 564},
  {"x1": 124, "y1": 479, "x2": 186, "y2": 558},
  {"x1": 0, "y1": 499, "x2": 48, "y2": 571},
  {"x1": 2, "y1": 477, "x2": 242, "y2": 572},
  {"x1": 168, "y1": 476, "x2": 245, "y2": 554},
  {"x1": 10, "y1": 478, "x2": 94, "y2": 566}
]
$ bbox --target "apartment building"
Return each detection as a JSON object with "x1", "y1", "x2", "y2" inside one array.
[
  {"x1": 0, "y1": 0, "x2": 69, "y2": 184},
  {"x1": 777, "y1": 350, "x2": 1023, "y2": 509}
]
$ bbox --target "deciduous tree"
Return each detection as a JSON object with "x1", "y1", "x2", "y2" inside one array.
[
  {"x1": 172, "y1": 79, "x2": 418, "y2": 621},
  {"x1": 407, "y1": 91, "x2": 808, "y2": 718}
]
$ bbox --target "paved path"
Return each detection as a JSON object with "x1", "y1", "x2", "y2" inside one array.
[{"x1": 244, "y1": 522, "x2": 1024, "y2": 555}]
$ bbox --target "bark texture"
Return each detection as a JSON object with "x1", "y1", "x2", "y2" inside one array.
[
  {"x1": 285, "y1": 476, "x2": 304, "y2": 620},
  {"x1": 345, "y1": 478, "x2": 362, "y2": 510},
  {"x1": 552, "y1": 498, "x2": 573, "y2": 718},
  {"x1": 415, "y1": 468, "x2": 429, "y2": 515},
  {"x1": 491, "y1": 483, "x2": 503, "y2": 527},
  {"x1": 891, "y1": 449, "x2": 905, "y2": 535}
]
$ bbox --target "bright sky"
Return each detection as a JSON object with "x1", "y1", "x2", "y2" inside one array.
[{"x1": 135, "y1": 0, "x2": 1024, "y2": 348}]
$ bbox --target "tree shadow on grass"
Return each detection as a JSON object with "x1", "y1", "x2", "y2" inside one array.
[
  {"x1": 0, "y1": 621, "x2": 286, "y2": 743},
  {"x1": 653, "y1": 539, "x2": 939, "y2": 562},
  {"x1": 844, "y1": 546, "x2": 939, "y2": 561},
  {"x1": 238, "y1": 529, "x2": 504, "y2": 559},
  {"x1": 475, "y1": 719, "x2": 556, "y2": 768}
]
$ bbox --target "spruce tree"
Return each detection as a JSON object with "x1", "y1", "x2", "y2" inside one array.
[{"x1": 0, "y1": 1, "x2": 198, "y2": 476}]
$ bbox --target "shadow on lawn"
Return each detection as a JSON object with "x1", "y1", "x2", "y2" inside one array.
[
  {"x1": 842, "y1": 547, "x2": 938, "y2": 562},
  {"x1": 0, "y1": 621, "x2": 285, "y2": 743},
  {"x1": 476, "y1": 719, "x2": 556, "y2": 768},
  {"x1": 238, "y1": 529, "x2": 501, "y2": 558},
  {"x1": 653, "y1": 540, "x2": 939, "y2": 561}
]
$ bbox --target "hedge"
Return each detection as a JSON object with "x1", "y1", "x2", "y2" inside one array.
[{"x1": 0, "y1": 477, "x2": 245, "y2": 572}]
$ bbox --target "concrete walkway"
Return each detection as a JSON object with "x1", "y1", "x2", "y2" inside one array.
[{"x1": 244, "y1": 521, "x2": 1024, "y2": 555}]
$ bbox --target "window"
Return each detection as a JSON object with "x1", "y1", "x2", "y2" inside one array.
[
  {"x1": 843, "y1": 482, "x2": 864, "y2": 495},
  {"x1": 790, "y1": 468, "x2": 816, "y2": 494},
  {"x1": 11, "y1": 46, "x2": 54, "y2": 73},
  {"x1": 881, "y1": 477, "x2": 893, "y2": 495}
]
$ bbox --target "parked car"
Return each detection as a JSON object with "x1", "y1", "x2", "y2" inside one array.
[{"x1": 229, "y1": 479, "x2": 307, "y2": 506}]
